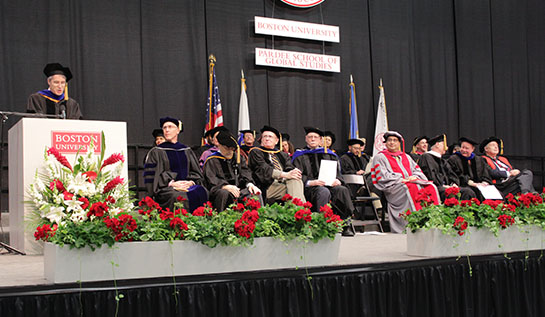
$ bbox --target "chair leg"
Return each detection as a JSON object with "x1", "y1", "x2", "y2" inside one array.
[{"x1": 370, "y1": 203, "x2": 384, "y2": 232}]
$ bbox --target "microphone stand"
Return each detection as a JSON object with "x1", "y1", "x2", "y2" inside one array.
[{"x1": 0, "y1": 111, "x2": 62, "y2": 255}]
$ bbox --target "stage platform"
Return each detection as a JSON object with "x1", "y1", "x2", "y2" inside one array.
[{"x1": 0, "y1": 233, "x2": 544, "y2": 316}]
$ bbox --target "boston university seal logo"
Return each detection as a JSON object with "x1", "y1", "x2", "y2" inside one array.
[{"x1": 280, "y1": 0, "x2": 325, "y2": 8}]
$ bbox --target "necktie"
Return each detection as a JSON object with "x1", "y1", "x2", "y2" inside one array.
[{"x1": 271, "y1": 154, "x2": 282, "y2": 171}]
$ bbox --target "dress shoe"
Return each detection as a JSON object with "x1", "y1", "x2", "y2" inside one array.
[{"x1": 342, "y1": 224, "x2": 355, "y2": 237}]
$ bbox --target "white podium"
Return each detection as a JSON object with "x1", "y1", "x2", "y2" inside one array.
[{"x1": 8, "y1": 118, "x2": 128, "y2": 255}]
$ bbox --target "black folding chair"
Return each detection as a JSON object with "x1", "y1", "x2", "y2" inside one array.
[{"x1": 343, "y1": 174, "x2": 384, "y2": 232}]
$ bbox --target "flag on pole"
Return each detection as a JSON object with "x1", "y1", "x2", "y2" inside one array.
[
  {"x1": 348, "y1": 75, "x2": 359, "y2": 139},
  {"x1": 204, "y1": 55, "x2": 223, "y2": 140},
  {"x1": 237, "y1": 70, "x2": 250, "y2": 145},
  {"x1": 372, "y1": 79, "x2": 389, "y2": 157}
]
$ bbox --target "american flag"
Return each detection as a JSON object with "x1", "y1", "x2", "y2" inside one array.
[{"x1": 204, "y1": 67, "x2": 223, "y2": 134}]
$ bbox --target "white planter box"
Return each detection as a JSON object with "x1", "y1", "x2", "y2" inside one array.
[
  {"x1": 407, "y1": 226, "x2": 545, "y2": 257},
  {"x1": 44, "y1": 236, "x2": 341, "y2": 284}
]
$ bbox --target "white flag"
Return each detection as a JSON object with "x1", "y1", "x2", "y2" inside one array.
[
  {"x1": 372, "y1": 79, "x2": 389, "y2": 157},
  {"x1": 237, "y1": 70, "x2": 250, "y2": 144}
]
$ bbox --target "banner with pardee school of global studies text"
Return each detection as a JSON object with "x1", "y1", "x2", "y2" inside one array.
[{"x1": 255, "y1": 48, "x2": 340, "y2": 73}]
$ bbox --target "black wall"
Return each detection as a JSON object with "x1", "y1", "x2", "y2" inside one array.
[{"x1": 1, "y1": 0, "x2": 543, "y2": 155}]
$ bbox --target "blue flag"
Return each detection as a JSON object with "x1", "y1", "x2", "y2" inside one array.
[{"x1": 349, "y1": 79, "x2": 359, "y2": 139}]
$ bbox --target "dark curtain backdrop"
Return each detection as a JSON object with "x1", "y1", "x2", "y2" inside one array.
[{"x1": 0, "y1": 0, "x2": 544, "y2": 155}]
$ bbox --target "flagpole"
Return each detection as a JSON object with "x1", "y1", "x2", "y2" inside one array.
[
  {"x1": 207, "y1": 55, "x2": 216, "y2": 131},
  {"x1": 349, "y1": 74, "x2": 358, "y2": 139}
]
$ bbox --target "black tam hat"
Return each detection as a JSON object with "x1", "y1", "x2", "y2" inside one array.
[
  {"x1": 260, "y1": 125, "x2": 280, "y2": 139},
  {"x1": 303, "y1": 126, "x2": 324, "y2": 136},
  {"x1": 412, "y1": 136, "x2": 428, "y2": 147},
  {"x1": 428, "y1": 134, "x2": 446, "y2": 148},
  {"x1": 43, "y1": 63, "x2": 73, "y2": 81},
  {"x1": 479, "y1": 136, "x2": 502, "y2": 154},
  {"x1": 204, "y1": 126, "x2": 228, "y2": 138},
  {"x1": 152, "y1": 129, "x2": 164, "y2": 138},
  {"x1": 347, "y1": 138, "x2": 364, "y2": 146},
  {"x1": 281, "y1": 133, "x2": 290, "y2": 141},
  {"x1": 159, "y1": 117, "x2": 183, "y2": 132},
  {"x1": 459, "y1": 137, "x2": 478, "y2": 146},
  {"x1": 239, "y1": 129, "x2": 256, "y2": 139},
  {"x1": 216, "y1": 130, "x2": 238, "y2": 148},
  {"x1": 324, "y1": 131, "x2": 336, "y2": 145}
]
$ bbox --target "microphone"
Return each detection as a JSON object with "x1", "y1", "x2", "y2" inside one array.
[{"x1": 59, "y1": 101, "x2": 67, "y2": 119}]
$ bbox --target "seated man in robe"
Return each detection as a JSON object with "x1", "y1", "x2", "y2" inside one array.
[
  {"x1": 248, "y1": 125, "x2": 305, "y2": 204},
  {"x1": 418, "y1": 134, "x2": 476, "y2": 201},
  {"x1": 480, "y1": 137, "x2": 535, "y2": 196},
  {"x1": 447, "y1": 137, "x2": 492, "y2": 200},
  {"x1": 198, "y1": 126, "x2": 229, "y2": 169},
  {"x1": 371, "y1": 131, "x2": 440, "y2": 233},
  {"x1": 27, "y1": 63, "x2": 83, "y2": 119},
  {"x1": 203, "y1": 130, "x2": 262, "y2": 211},
  {"x1": 340, "y1": 138, "x2": 370, "y2": 197},
  {"x1": 409, "y1": 136, "x2": 428, "y2": 162},
  {"x1": 292, "y1": 127, "x2": 356, "y2": 236},
  {"x1": 144, "y1": 117, "x2": 208, "y2": 212}
]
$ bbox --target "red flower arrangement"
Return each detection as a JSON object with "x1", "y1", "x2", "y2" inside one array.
[
  {"x1": 453, "y1": 216, "x2": 468, "y2": 236},
  {"x1": 444, "y1": 186, "x2": 460, "y2": 198},
  {"x1": 34, "y1": 224, "x2": 58, "y2": 241},
  {"x1": 104, "y1": 214, "x2": 137, "y2": 241},
  {"x1": 294, "y1": 208, "x2": 312, "y2": 222},
  {"x1": 444, "y1": 197, "x2": 459, "y2": 207},
  {"x1": 497, "y1": 214, "x2": 515, "y2": 228},
  {"x1": 103, "y1": 176, "x2": 124, "y2": 194},
  {"x1": 87, "y1": 202, "x2": 109, "y2": 218},
  {"x1": 100, "y1": 153, "x2": 125, "y2": 171},
  {"x1": 47, "y1": 147, "x2": 73, "y2": 171}
]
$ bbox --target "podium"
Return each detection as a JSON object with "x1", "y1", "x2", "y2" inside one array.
[{"x1": 8, "y1": 118, "x2": 128, "y2": 255}]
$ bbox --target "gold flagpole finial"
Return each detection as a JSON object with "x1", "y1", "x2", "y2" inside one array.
[{"x1": 350, "y1": 74, "x2": 353, "y2": 83}]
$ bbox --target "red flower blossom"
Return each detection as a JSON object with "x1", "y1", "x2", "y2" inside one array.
[
  {"x1": 281, "y1": 194, "x2": 293, "y2": 201},
  {"x1": 78, "y1": 197, "x2": 89, "y2": 210},
  {"x1": 34, "y1": 224, "x2": 58, "y2": 241},
  {"x1": 176, "y1": 196, "x2": 187, "y2": 202},
  {"x1": 244, "y1": 198, "x2": 261, "y2": 210},
  {"x1": 103, "y1": 176, "x2": 124, "y2": 194},
  {"x1": 444, "y1": 186, "x2": 460, "y2": 198},
  {"x1": 470, "y1": 198, "x2": 481, "y2": 206},
  {"x1": 292, "y1": 198, "x2": 304, "y2": 207},
  {"x1": 242, "y1": 210, "x2": 259, "y2": 223},
  {"x1": 482, "y1": 200, "x2": 501, "y2": 210},
  {"x1": 174, "y1": 208, "x2": 189, "y2": 216},
  {"x1": 139, "y1": 196, "x2": 160, "y2": 210},
  {"x1": 105, "y1": 195, "x2": 116, "y2": 204},
  {"x1": 294, "y1": 208, "x2": 312, "y2": 222},
  {"x1": 160, "y1": 210, "x2": 174, "y2": 220},
  {"x1": 233, "y1": 203, "x2": 245, "y2": 212},
  {"x1": 303, "y1": 201, "x2": 313, "y2": 209},
  {"x1": 444, "y1": 197, "x2": 459, "y2": 207},
  {"x1": 82, "y1": 171, "x2": 97, "y2": 183},
  {"x1": 49, "y1": 179, "x2": 65, "y2": 193},
  {"x1": 453, "y1": 216, "x2": 468, "y2": 236},
  {"x1": 502, "y1": 204, "x2": 517, "y2": 212},
  {"x1": 100, "y1": 153, "x2": 125, "y2": 171},
  {"x1": 47, "y1": 147, "x2": 73, "y2": 171},
  {"x1": 104, "y1": 214, "x2": 137, "y2": 241},
  {"x1": 234, "y1": 219, "x2": 255, "y2": 239},
  {"x1": 169, "y1": 217, "x2": 188, "y2": 233},
  {"x1": 63, "y1": 191, "x2": 74, "y2": 200},
  {"x1": 87, "y1": 202, "x2": 109, "y2": 218},
  {"x1": 498, "y1": 214, "x2": 515, "y2": 228},
  {"x1": 403, "y1": 209, "x2": 412, "y2": 217},
  {"x1": 193, "y1": 206, "x2": 206, "y2": 216}
]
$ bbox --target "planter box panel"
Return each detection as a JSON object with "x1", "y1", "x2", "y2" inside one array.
[{"x1": 45, "y1": 236, "x2": 341, "y2": 284}]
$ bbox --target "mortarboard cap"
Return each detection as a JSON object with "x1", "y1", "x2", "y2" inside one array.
[
  {"x1": 459, "y1": 137, "x2": 478, "y2": 146},
  {"x1": 152, "y1": 129, "x2": 164, "y2": 138},
  {"x1": 216, "y1": 130, "x2": 238, "y2": 148},
  {"x1": 43, "y1": 63, "x2": 73, "y2": 81},
  {"x1": 324, "y1": 131, "x2": 336, "y2": 145},
  {"x1": 479, "y1": 136, "x2": 502, "y2": 154},
  {"x1": 347, "y1": 138, "x2": 364, "y2": 146},
  {"x1": 159, "y1": 117, "x2": 183, "y2": 132},
  {"x1": 383, "y1": 131, "x2": 403, "y2": 143},
  {"x1": 304, "y1": 126, "x2": 324, "y2": 136},
  {"x1": 260, "y1": 125, "x2": 280, "y2": 139}
]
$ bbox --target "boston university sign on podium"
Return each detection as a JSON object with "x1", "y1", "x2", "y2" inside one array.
[{"x1": 8, "y1": 118, "x2": 128, "y2": 254}]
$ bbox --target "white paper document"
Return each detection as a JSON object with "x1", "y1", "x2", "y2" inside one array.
[
  {"x1": 476, "y1": 184, "x2": 503, "y2": 200},
  {"x1": 318, "y1": 159, "x2": 338, "y2": 186}
]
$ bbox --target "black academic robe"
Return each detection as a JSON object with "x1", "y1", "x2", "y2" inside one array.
[
  {"x1": 143, "y1": 142, "x2": 207, "y2": 211},
  {"x1": 247, "y1": 147, "x2": 294, "y2": 194},
  {"x1": 447, "y1": 153, "x2": 492, "y2": 200},
  {"x1": 203, "y1": 152, "x2": 260, "y2": 211},
  {"x1": 419, "y1": 152, "x2": 476, "y2": 201},
  {"x1": 27, "y1": 93, "x2": 83, "y2": 119},
  {"x1": 292, "y1": 147, "x2": 354, "y2": 218},
  {"x1": 340, "y1": 152, "x2": 369, "y2": 174}
]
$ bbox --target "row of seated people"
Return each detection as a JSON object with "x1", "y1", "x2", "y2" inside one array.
[
  {"x1": 371, "y1": 132, "x2": 535, "y2": 233},
  {"x1": 144, "y1": 117, "x2": 358, "y2": 236}
]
